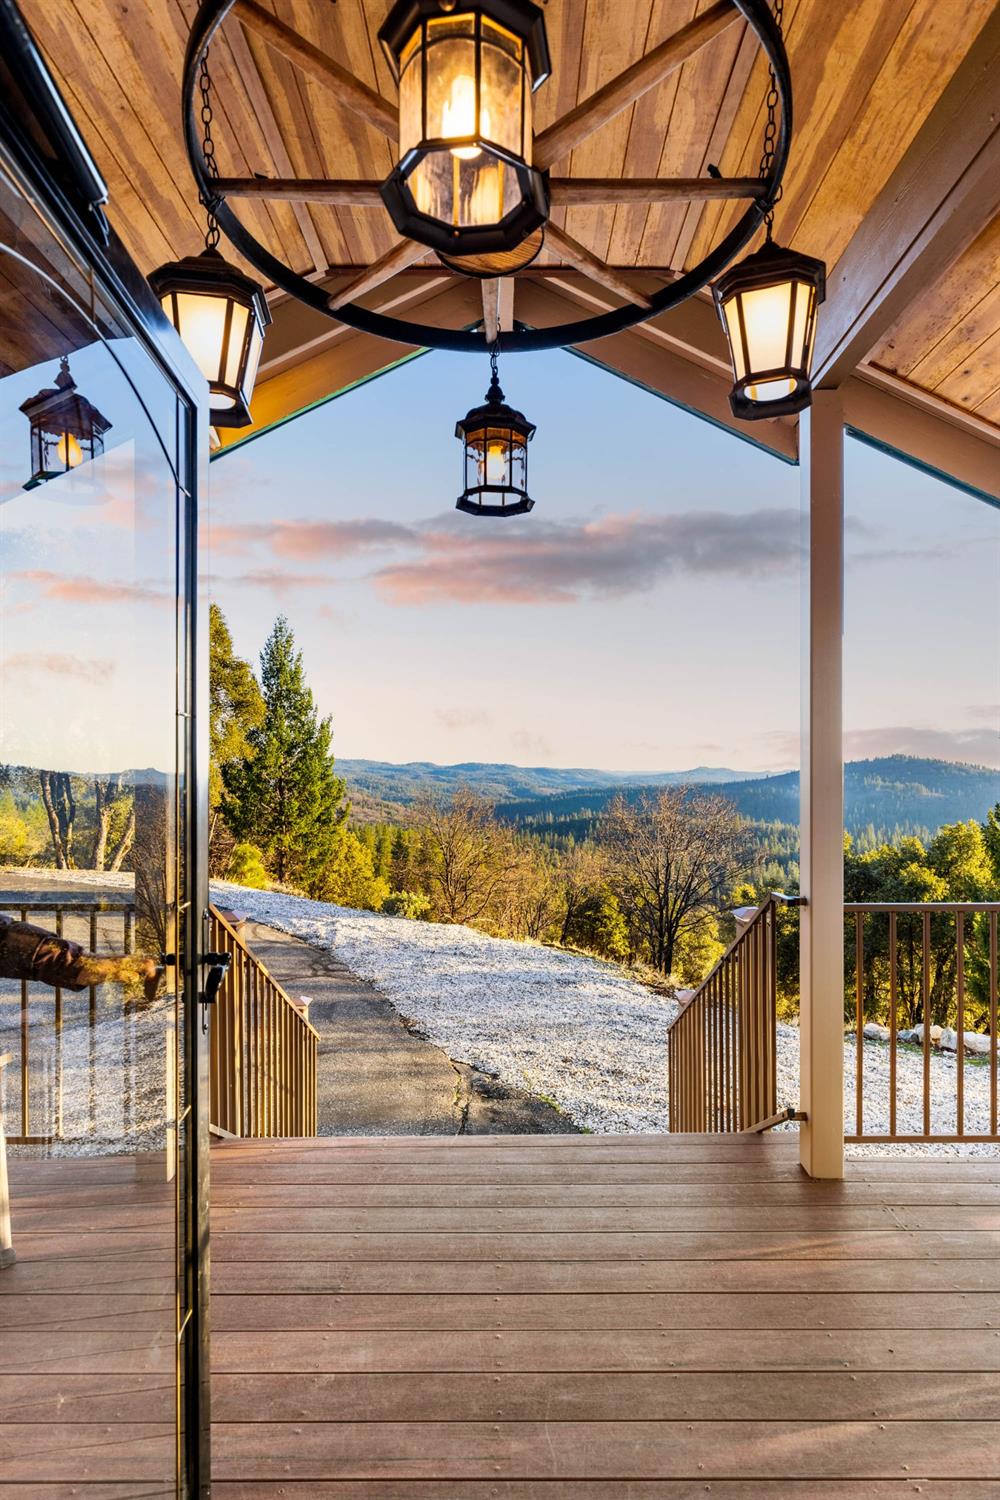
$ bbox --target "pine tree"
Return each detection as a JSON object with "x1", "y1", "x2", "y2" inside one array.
[
  {"x1": 209, "y1": 604, "x2": 265, "y2": 870},
  {"x1": 222, "y1": 616, "x2": 347, "y2": 892}
]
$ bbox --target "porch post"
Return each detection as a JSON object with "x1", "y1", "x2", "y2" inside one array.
[{"x1": 798, "y1": 389, "x2": 845, "y2": 1179}]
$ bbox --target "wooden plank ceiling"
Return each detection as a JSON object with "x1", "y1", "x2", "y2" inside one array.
[{"x1": 21, "y1": 0, "x2": 1000, "y2": 450}]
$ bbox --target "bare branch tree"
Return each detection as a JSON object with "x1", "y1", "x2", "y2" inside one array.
[
  {"x1": 416, "y1": 788, "x2": 521, "y2": 925},
  {"x1": 601, "y1": 788, "x2": 756, "y2": 974}
]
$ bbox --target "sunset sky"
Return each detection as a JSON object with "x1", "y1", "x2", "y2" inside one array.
[{"x1": 208, "y1": 349, "x2": 997, "y2": 774}]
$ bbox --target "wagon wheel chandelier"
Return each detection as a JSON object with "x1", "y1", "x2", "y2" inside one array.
[{"x1": 160, "y1": 0, "x2": 823, "y2": 464}]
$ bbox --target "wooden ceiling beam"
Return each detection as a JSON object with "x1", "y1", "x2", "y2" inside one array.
[
  {"x1": 215, "y1": 175, "x2": 765, "y2": 207},
  {"x1": 544, "y1": 222, "x2": 655, "y2": 308},
  {"x1": 327, "y1": 237, "x2": 430, "y2": 309},
  {"x1": 481, "y1": 277, "x2": 515, "y2": 343},
  {"x1": 232, "y1": 0, "x2": 397, "y2": 139},
  {"x1": 813, "y1": 7, "x2": 1000, "y2": 388},
  {"x1": 534, "y1": 1, "x2": 741, "y2": 170},
  {"x1": 550, "y1": 176, "x2": 766, "y2": 205},
  {"x1": 222, "y1": 15, "x2": 327, "y2": 273},
  {"x1": 215, "y1": 177, "x2": 385, "y2": 205}
]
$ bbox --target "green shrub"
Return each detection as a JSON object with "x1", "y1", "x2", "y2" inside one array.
[{"x1": 226, "y1": 842, "x2": 269, "y2": 889}]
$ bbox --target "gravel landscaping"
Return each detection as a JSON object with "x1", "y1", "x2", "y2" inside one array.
[{"x1": 213, "y1": 881, "x2": 1000, "y2": 1156}]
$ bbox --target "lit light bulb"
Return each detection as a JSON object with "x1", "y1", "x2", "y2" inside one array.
[
  {"x1": 56, "y1": 432, "x2": 83, "y2": 469},
  {"x1": 442, "y1": 73, "x2": 489, "y2": 158},
  {"x1": 485, "y1": 439, "x2": 507, "y2": 485}
]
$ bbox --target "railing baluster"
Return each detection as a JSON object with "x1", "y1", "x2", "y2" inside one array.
[
  {"x1": 956, "y1": 911, "x2": 964, "y2": 1139},
  {"x1": 922, "y1": 909, "x2": 931, "y2": 1138},
  {"x1": 855, "y1": 912, "x2": 864, "y2": 1139},
  {"x1": 991, "y1": 911, "x2": 998, "y2": 1138},
  {"x1": 888, "y1": 911, "x2": 897, "y2": 1138}
]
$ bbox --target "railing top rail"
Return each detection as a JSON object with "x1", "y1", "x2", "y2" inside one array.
[
  {"x1": 845, "y1": 901, "x2": 1000, "y2": 913},
  {"x1": 0, "y1": 898, "x2": 135, "y2": 913},
  {"x1": 208, "y1": 902, "x2": 321, "y2": 1040},
  {"x1": 665, "y1": 892, "x2": 803, "y2": 1036}
]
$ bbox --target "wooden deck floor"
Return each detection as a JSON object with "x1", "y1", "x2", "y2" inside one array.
[
  {"x1": 209, "y1": 1133, "x2": 1000, "y2": 1499},
  {"x1": 2, "y1": 1134, "x2": 1000, "y2": 1496}
]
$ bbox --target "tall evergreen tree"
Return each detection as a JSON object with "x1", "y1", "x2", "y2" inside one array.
[
  {"x1": 209, "y1": 604, "x2": 265, "y2": 869},
  {"x1": 222, "y1": 616, "x2": 347, "y2": 891}
]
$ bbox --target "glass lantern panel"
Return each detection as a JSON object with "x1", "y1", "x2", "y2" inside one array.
[
  {"x1": 720, "y1": 294, "x2": 747, "y2": 382},
  {"x1": 789, "y1": 278, "x2": 813, "y2": 372},
  {"x1": 398, "y1": 33, "x2": 423, "y2": 159},
  {"x1": 734, "y1": 280, "x2": 795, "y2": 379},
  {"x1": 485, "y1": 426, "x2": 511, "y2": 487},
  {"x1": 480, "y1": 20, "x2": 523, "y2": 156},
  {"x1": 409, "y1": 148, "x2": 520, "y2": 229},
  {"x1": 464, "y1": 425, "x2": 486, "y2": 489},
  {"x1": 170, "y1": 291, "x2": 233, "y2": 405},
  {"x1": 221, "y1": 300, "x2": 250, "y2": 392},
  {"x1": 243, "y1": 318, "x2": 264, "y2": 406},
  {"x1": 424, "y1": 23, "x2": 478, "y2": 150},
  {"x1": 509, "y1": 435, "x2": 527, "y2": 494}
]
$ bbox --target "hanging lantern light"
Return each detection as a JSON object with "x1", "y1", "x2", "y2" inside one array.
[
  {"x1": 20, "y1": 357, "x2": 112, "y2": 489},
  {"x1": 149, "y1": 51, "x2": 270, "y2": 428},
  {"x1": 713, "y1": 238, "x2": 825, "y2": 420},
  {"x1": 712, "y1": 1, "x2": 825, "y2": 422},
  {"x1": 149, "y1": 247, "x2": 270, "y2": 428},
  {"x1": 378, "y1": 0, "x2": 551, "y2": 258},
  {"x1": 456, "y1": 346, "x2": 535, "y2": 516}
]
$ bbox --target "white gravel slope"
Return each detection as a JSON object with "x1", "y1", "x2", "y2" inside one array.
[{"x1": 213, "y1": 882, "x2": 999, "y2": 1154}]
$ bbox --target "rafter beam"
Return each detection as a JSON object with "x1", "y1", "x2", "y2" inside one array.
[
  {"x1": 327, "y1": 238, "x2": 429, "y2": 310},
  {"x1": 232, "y1": 0, "x2": 398, "y2": 139},
  {"x1": 534, "y1": 1, "x2": 740, "y2": 170},
  {"x1": 813, "y1": 7, "x2": 1000, "y2": 387},
  {"x1": 215, "y1": 176, "x2": 386, "y2": 205},
  {"x1": 544, "y1": 223, "x2": 654, "y2": 309},
  {"x1": 481, "y1": 277, "x2": 515, "y2": 344},
  {"x1": 550, "y1": 176, "x2": 766, "y2": 205}
]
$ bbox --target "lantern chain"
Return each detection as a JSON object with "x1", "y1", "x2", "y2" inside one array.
[
  {"x1": 757, "y1": 0, "x2": 784, "y2": 238},
  {"x1": 198, "y1": 51, "x2": 221, "y2": 250}
]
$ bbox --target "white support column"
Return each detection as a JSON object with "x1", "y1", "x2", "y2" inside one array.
[{"x1": 799, "y1": 389, "x2": 845, "y2": 1179}]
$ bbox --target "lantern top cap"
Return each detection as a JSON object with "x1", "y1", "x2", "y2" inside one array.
[
  {"x1": 18, "y1": 356, "x2": 112, "y2": 432},
  {"x1": 455, "y1": 369, "x2": 536, "y2": 440},
  {"x1": 713, "y1": 238, "x2": 826, "y2": 305},
  {"x1": 379, "y1": 0, "x2": 551, "y2": 88},
  {"x1": 148, "y1": 246, "x2": 272, "y2": 326}
]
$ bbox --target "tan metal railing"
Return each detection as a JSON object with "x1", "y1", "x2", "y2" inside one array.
[
  {"x1": 846, "y1": 902, "x2": 1000, "y2": 1144},
  {"x1": 666, "y1": 895, "x2": 800, "y2": 1132},
  {"x1": 207, "y1": 905, "x2": 319, "y2": 1138},
  {"x1": 0, "y1": 898, "x2": 135, "y2": 1145}
]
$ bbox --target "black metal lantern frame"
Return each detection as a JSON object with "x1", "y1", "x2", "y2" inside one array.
[
  {"x1": 20, "y1": 356, "x2": 112, "y2": 489},
  {"x1": 149, "y1": 247, "x2": 270, "y2": 428},
  {"x1": 378, "y1": 0, "x2": 551, "y2": 257},
  {"x1": 181, "y1": 0, "x2": 792, "y2": 356},
  {"x1": 712, "y1": 239, "x2": 825, "y2": 420},
  {"x1": 456, "y1": 350, "x2": 535, "y2": 516}
]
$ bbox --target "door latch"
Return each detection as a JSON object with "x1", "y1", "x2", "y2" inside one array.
[{"x1": 200, "y1": 951, "x2": 231, "y2": 1032}]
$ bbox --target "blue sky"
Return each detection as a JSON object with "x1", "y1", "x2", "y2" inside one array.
[{"x1": 208, "y1": 348, "x2": 999, "y2": 774}]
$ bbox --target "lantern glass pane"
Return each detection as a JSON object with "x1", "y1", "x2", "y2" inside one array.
[
  {"x1": 464, "y1": 425, "x2": 486, "y2": 489},
  {"x1": 424, "y1": 21, "x2": 478, "y2": 149},
  {"x1": 720, "y1": 295, "x2": 747, "y2": 382},
  {"x1": 398, "y1": 37, "x2": 422, "y2": 158},
  {"x1": 410, "y1": 150, "x2": 518, "y2": 229},
  {"x1": 509, "y1": 434, "x2": 527, "y2": 493},
  {"x1": 480, "y1": 20, "x2": 523, "y2": 156},
  {"x1": 736, "y1": 279, "x2": 795, "y2": 377},
  {"x1": 485, "y1": 426, "x2": 510, "y2": 486},
  {"x1": 222, "y1": 300, "x2": 250, "y2": 391},
  {"x1": 790, "y1": 279, "x2": 811, "y2": 369},
  {"x1": 170, "y1": 290, "x2": 234, "y2": 404},
  {"x1": 243, "y1": 318, "x2": 264, "y2": 404}
]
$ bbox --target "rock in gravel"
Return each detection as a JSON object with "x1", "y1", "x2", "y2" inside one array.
[
  {"x1": 911, "y1": 1023, "x2": 943, "y2": 1046},
  {"x1": 938, "y1": 1027, "x2": 958, "y2": 1052},
  {"x1": 964, "y1": 1031, "x2": 992, "y2": 1056},
  {"x1": 863, "y1": 1023, "x2": 891, "y2": 1041}
]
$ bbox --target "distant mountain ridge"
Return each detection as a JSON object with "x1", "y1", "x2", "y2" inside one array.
[
  {"x1": 336, "y1": 758, "x2": 765, "y2": 804},
  {"x1": 339, "y1": 755, "x2": 1000, "y2": 839}
]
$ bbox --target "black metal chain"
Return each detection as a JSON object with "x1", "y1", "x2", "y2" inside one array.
[
  {"x1": 489, "y1": 343, "x2": 500, "y2": 385},
  {"x1": 757, "y1": 0, "x2": 784, "y2": 238},
  {"x1": 199, "y1": 52, "x2": 221, "y2": 249}
]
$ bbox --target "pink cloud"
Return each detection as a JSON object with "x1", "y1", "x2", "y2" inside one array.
[
  {"x1": 4, "y1": 652, "x2": 114, "y2": 683},
  {"x1": 10, "y1": 570, "x2": 168, "y2": 604},
  {"x1": 209, "y1": 518, "x2": 413, "y2": 559}
]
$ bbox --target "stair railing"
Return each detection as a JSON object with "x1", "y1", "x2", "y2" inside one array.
[
  {"x1": 666, "y1": 894, "x2": 803, "y2": 1132},
  {"x1": 207, "y1": 905, "x2": 319, "y2": 1138}
]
